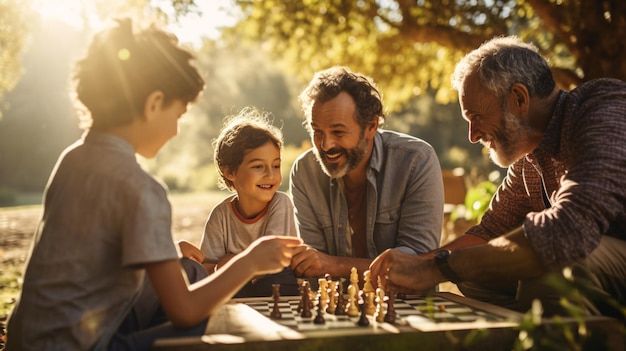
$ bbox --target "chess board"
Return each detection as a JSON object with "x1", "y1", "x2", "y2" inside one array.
[
  {"x1": 153, "y1": 292, "x2": 623, "y2": 351},
  {"x1": 240, "y1": 292, "x2": 521, "y2": 334},
  {"x1": 243, "y1": 299, "x2": 387, "y2": 338}
]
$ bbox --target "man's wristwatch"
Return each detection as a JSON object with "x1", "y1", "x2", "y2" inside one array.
[{"x1": 434, "y1": 250, "x2": 463, "y2": 284}]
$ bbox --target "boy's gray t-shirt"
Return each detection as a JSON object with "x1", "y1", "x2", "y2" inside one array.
[
  {"x1": 6, "y1": 132, "x2": 179, "y2": 351},
  {"x1": 200, "y1": 192, "x2": 297, "y2": 261}
]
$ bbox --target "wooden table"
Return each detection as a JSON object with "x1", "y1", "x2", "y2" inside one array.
[{"x1": 153, "y1": 292, "x2": 623, "y2": 351}]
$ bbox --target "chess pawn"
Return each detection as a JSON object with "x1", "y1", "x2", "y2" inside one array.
[
  {"x1": 313, "y1": 294, "x2": 326, "y2": 324},
  {"x1": 346, "y1": 284, "x2": 359, "y2": 317},
  {"x1": 326, "y1": 280, "x2": 337, "y2": 314},
  {"x1": 270, "y1": 284, "x2": 282, "y2": 319},
  {"x1": 384, "y1": 291, "x2": 397, "y2": 324}
]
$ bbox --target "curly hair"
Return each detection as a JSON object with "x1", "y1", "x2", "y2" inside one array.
[
  {"x1": 213, "y1": 107, "x2": 283, "y2": 191},
  {"x1": 299, "y1": 66, "x2": 385, "y2": 131},
  {"x1": 73, "y1": 18, "x2": 204, "y2": 130}
]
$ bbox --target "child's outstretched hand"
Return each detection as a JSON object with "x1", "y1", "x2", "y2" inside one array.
[
  {"x1": 178, "y1": 240, "x2": 205, "y2": 264},
  {"x1": 241, "y1": 235, "x2": 303, "y2": 275}
]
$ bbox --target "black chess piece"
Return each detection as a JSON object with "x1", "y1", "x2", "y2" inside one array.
[
  {"x1": 357, "y1": 292, "x2": 370, "y2": 326},
  {"x1": 313, "y1": 294, "x2": 326, "y2": 324},
  {"x1": 335, "y1": 282, "x2": 347, "y2": 316},
  {"x1": 297, "y1": 281, "x2": 305, "y2": 313},
  {"x1": 270, "y1": 283, "x2": 282, "y2": 319},
  {"x1": 384, "y1": 291, "x2": 397, "y2": 324}
]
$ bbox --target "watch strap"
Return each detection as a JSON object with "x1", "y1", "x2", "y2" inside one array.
[{"x1": 434, "y1": 250, "x2": 463, "y2": 284}]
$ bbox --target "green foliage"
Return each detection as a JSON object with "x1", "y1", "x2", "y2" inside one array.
[
  {"x1": 0, "y1": 20, "x2": 84, "y2": 193},
  {"x1": 458, "y1": 180, "x2": 498, "y2": 223},
  {"x1": 0, "y1": 0, "x2": 32, "y2": 118},
  {"x1": 0, "y1": 268, "x2": 21, "y2": 317},
  {"x1": 513, "y1": 270, "x2": 626, "y2": 351},
  {"x1": 227, "y1": 0, "x2": 626, "y2": 110}
]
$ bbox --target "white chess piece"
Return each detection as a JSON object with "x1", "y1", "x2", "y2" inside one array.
[
  {"x1": 349, "y1": 267, "x2": 359, "y2": 302},
  {"x1": 363, "y1": 270, "x2": 375, "y2": 295},
  {"x1": 375, "y1": 287, "x2": 386, "y2": 322},
  {"x1": 346, "y1": 284, "x2": 359, "y2": 317},
  {"x1": 375, "y1": 276, "x2": 386, "y2": 322},
  {"x1": 318, "y1": 277, "x2": 328, "y2": 310},
  {"x1": 327, "y1": 281, "x2": 337, "y2": 314},
  {"x1": 365, "y1": 291, "x2": 376, "y2": 316}
]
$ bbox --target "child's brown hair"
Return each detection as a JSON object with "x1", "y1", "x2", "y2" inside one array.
[
  {"x1": 73, "y1": 18, "x2": 204, "y2": 130},
  {"x1": 214, "y1": 107, "x2": 283, "y2": 191}
]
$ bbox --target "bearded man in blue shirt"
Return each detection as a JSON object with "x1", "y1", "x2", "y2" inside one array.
[{"x1": 289, "y1": 66, "x2": 444, "y2": 281}]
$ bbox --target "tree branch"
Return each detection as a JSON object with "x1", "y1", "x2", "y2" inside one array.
[
  {"x1": 398, "y1": 23, "x2": 498, "y2": 53},
  {"x1": 524, "y1": 0, "x2": 580, "y2": 57}
]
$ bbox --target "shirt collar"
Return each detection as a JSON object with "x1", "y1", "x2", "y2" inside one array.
[
  {"x1": 527, "y1": 90, "x2": 567, "y2": 162},
  {"x1": 369, "y1": 131, "x2": 384, "y2": 173},
  {"x1": 83, "y1": 130, "x2": 136, "y2": 157}
]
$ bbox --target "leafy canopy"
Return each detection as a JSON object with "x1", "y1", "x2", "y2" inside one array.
[
  {"x1": 0, "y1": 0, "x2": 32, "y2": 117},
  {"x1": 226, "y1": 0, "x2": 626, "y2": 110}
]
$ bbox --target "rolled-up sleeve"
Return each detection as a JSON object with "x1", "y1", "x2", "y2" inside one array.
[{"x1": 393, "y1": 145, "x2": 443, "y2": 255}]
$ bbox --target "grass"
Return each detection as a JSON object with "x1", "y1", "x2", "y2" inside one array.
[{"x1": 0, "y1": 270, "x2": 21, "y2": 318}]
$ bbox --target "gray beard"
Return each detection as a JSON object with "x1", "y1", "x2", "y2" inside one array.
[{"x1": 488, "y1": 110, "x2": 534, "y2": 167}]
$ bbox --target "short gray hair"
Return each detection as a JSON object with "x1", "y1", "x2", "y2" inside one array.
[{"x1": 451, "y1": 36, "x2": 555, "y2": 100}]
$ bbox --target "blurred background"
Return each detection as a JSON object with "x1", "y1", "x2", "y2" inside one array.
[
  {"x1": 4, "y1": 0, "x2": 623, "y2": 208},
  {"x1": 1, "y1": 0, "x2": 625, "y2": 324}
]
